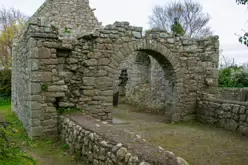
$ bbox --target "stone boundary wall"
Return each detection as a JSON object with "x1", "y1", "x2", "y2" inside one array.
[
  {"x1": 217, "y1": 88, "x2": 248, "y2": 102},
  {"x1": 197, "y1": 98, "x2": 248, "y2": 136},
  {"x1": 59, "y1": 114, "x2": 188, "y2": 165}
]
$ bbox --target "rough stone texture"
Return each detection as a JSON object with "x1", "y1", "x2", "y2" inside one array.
[
  {"x1": 59, "y1": 114, "x2": 187, "y2": 165},
  {"x1": 197, "y1": 98, "x2": 248, "y2": 136},
  {"x1": 217, "y1": 88, "x2": 248, "y2": 102},
  {"x1": 114, "y1": 52, "x2": 166, "y2": 113},
  {"x1": 12, "y1": 0, "x2": 220, "y2": 138},
  {"x1": 31, "y1": 0, "x2": 101, "y2": 37}
]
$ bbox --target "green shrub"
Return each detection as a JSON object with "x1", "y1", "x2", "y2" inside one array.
[
  {"x1": 0, "y1": 69, "x2": 11, "y2": 97},
  {"x1": 0, "y1": 120, "x2": 13, "y2": 158},
  {"x1": 171, "y1": 18, "x2": 185, "y2": 36},
  {"x1": 41, "y1": 83, "x2": 48, "y2": 92},
  {"x1": 218, "y1": 66, "x2": 248, "y2": 87}
]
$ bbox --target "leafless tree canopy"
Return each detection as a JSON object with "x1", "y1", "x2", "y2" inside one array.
[
  {"x1": 0, "y1": 7, "x2": 28, "y2": 68},
  {"x1": 149, "y1": 0, "x2": 213, "y2": 38},
  {"x1": 0, "y1": 7, "x2": 27, "y2": 31}
]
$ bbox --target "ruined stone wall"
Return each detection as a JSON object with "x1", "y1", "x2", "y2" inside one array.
[
  {"x1": 59, "y1": 115, "x2": 187, "y2": 165},
  {"x1": 197, "y1": 98, "x2": 248, "y2": 136},
  {"x1": 12, "y1": 18, "x2": 76, "y2": 137},
  {"x1": 12, "y1": 19, "x2": 219, "y2": 138},
  {"x1": 217, "y1": 88, "x2": 248, "y2": 102},
  {"x1": 12, "y1": 0, "x2": 219, "y2": 138},
  {"x1": 12, "y1": 32, "x2": 32, "y2": 135},
  {"x1": 31, "y1": 0, "x2": 101, "y2": 37}
]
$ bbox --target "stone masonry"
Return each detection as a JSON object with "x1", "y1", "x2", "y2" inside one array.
[
  {"x1": 197, "y1": 98, "x2": 248, "y2": 136},
  {"x1": 59, "y1": 114, "x2": 188, "y2": 165},
  {"x1": 12, "y1": 0, "x2": 220, "y2": 138},
  {"x1": 114, "y1": 52, "x2": 167, "y2": 113}
]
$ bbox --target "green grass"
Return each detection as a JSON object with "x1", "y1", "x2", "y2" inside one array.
[
  {"x1": 0, "y1": 101, "x2": 35, "y2": 165},
  {"x1": 114, "y1": 106, "x2": 248, "y2": 165},
  {"x1": 0, "y1": 102, "x2": 79, "y2": 165}
]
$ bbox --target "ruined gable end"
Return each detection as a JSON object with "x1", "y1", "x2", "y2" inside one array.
[{"x1": 31, "y1": 0, "x2": 101, "y2": 37}]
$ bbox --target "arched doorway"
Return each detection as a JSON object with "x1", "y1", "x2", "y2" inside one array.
[{"x1": 105, "y1": 39, "x2": 182, "y2": 121}]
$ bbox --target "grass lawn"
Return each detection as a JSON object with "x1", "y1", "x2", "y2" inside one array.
[
  {"x1": 114, "y1": 105, "x2": 248, "y2": 165},
  {"x1": 0, "y1": 100, "x2": 80, "y2": 165}
]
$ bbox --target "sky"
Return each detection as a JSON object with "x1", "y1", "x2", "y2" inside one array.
[{"x1": 1, "y1": 0, "x2": 248, "y2": 65}]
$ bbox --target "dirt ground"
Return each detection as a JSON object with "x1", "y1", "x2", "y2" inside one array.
[{"x1": 113, "y1": 104, "x2": 248, "y2": 165}]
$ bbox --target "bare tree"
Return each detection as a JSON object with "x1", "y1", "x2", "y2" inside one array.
[
  {"x1": 0, "y1": 7, "x2": 27, "y2": 69},
  {"x1": 149, "y1": 0, "x2": 213, "y2": 38},
  {"x1": 0, "y1": 7, "x2": 27, "y2": 95}
]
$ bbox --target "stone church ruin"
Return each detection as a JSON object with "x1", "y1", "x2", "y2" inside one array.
[{"x1": 12, "y1": 0, "x2": 220, "y2": 139}]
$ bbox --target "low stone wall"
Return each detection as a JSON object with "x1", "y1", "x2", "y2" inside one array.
[
  {"x1": 217, "y1": 88, "x2": 248, "y2": 102},
  {"x1": 59, "y1": 114, "x2": 188, "y2": 165},
  {"x1": 197, "y1": 98, "x2": 248, "y2": 136}
]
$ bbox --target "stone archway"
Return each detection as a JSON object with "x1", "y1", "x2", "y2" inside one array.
[{"x1": 102, "y1": 39, "x2": 183, "y2": 121}]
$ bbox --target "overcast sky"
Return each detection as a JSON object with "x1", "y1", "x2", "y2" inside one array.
[{"x1": 2, "y1": 0, "x2": 248, "y2": 64}]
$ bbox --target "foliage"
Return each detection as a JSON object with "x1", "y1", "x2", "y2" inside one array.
[
  {"x1": 64, "y1": 27, "x2": 72, "y2": 34},
  {"x1": 0, "y1": 120, "x2": 13, "y2": 157},
  {"x1": 0, "y1": 103, "x2": 78, "y2": 164},
  {"x1": 0, "y1": 69, "x2": 11, "y2": 97},
  {"x1": 0, "y1": 7, "x2": 27, "y2": 69},
  {"x1": 149, "y1": 0, "x2": 212, "y2": 38},
  {"x1": 236, "y1": 1, "x2": 248, "y2": 46},
  {"x1": 0, "y1": 118, "x2": 35, "y2": 164},
  {"x1": 236, "y1": 0, "x2": 248, "y2": 5},
  {"x1": 171, "y1": 18, "x2": 185, "y2": 36},
  {"x1": 239, "y1": 32, "x2": 248, "y2": 47},
  {"x1": 145, "y1": 30, "x2": 152, "y2": 36},
  {"x1": 219, "y1": 66, "x2": 248, "y2": 87},
  {"x1": 61, "y1": 143, "x2": 69, "y2": 150},
  {"x1": 41, "y1": 83, "x2": 48, "y2": 92}
]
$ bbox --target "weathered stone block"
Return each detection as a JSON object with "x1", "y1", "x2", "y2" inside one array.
[
  {"x1": 48, "y1": 92, "x2": 66, "y2": 98},
  {"x1": 30, "y1": 95, "x2": 42, "y2": 102},
  {"x1": 30, "y1": 59, "x2": 39, "y2": 71},
  {"x1": 42, "y1": 119, "x2": 58, "y2": 126},
  {"x1": 117, "y1": 147, "x2": 127, "y2": 161},
  {"x1": 35, "y1": 47, "x2": 51, "y2": 59},
  {"x1": 30, "y1": 83, "x2": 41, "y2": 95},
  {"x1": 48, "y1": 85, "x2": 68, "y2": 92},
  {"x1": 59, "y1": 102, "x2": 75, "y2": 107},
  {"x1": 30, "y1": 101, "x2": 41, "y2": 110},
  {"x1": 97, "y1": 77, "x2": 112, "y2": 86},
  {"x1": 46, "y1": 107, "x2": 57, "y2": 113},
  {"x1": 83, "y1": 77, "x2": 96, "y2": 86},
  {"x1": 31, "y1": 72, "x2": 52, "y2": 82},
  {"x1": 102, "y1": 90, "x2": 113, "y2": 96},
  {"x1": 98, "y1": 58, "x2": 110, "y2": 65},
  {"x1": 83, "y1": 90, "x2": 95, "y2": 96},
  {"x1": 240, "y1": 114, "x2": 247, "y2": 122},
  {"x1": 132, "y1": 31, "x2": 141, "y2": 39},
  {"x1": 84, "y1": 59, "x2": 97, "y2": 66},
  {"x1": 97, "y1": 70, "x2": 108, "y2": 77},
  {"x1": 41, "y1": 59, "x2": 58, "y2": 65},
  {"x1": 67, "y1": 58, "x2": 78, "y2": 64},
  {"x1": 30, "y1": 127, "x2": 44, "y2": 137}
]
